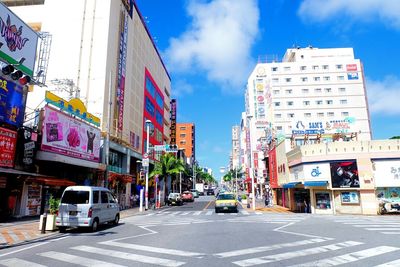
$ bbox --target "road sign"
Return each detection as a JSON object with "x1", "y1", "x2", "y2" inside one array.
[
  {"x1": 143, "y1": 158, "x2": 149, "y2": 167},
  {"x1": 154, "y1": 145, "x2": 166, "y2": 152},
  {"x1": 143, "y1": 153, "x2": 149, "y2": 159}
]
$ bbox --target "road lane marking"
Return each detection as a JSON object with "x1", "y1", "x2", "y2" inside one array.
[
  {"x1": 71, "y1": 245, "x2": 185, "y2": 267},
  {"x1": 180, "y1": 212, "x2": 191, "y2": 216},
  {"x1": 0, "y1": 258, "x2": 46, "y2": 267},
  {"x1": 206, "y1": 211, "x2": 213, "y2": 215},
  {"x1": 102, "y1": 241, "x2": 204, "y2": 257},
  {"x1": 233, "y1": 241, "x2": 363, "y2": 266},
  {"x1": 38, "y1": 251, "x2": 126, "y2": 267},
  {"x1": 365, "y1": 228, "x2": 400, "y2": 231},
  {"x1": 193, "y1": 211, "x2": 202, "y2": 215},
  {"x1": 289, "y1": 246, "x2": 400, "y2": 267},
  {"x1": 214, "y1": 237, "x2": 332, "y2": 258},
  {"x1": 382, "y1": 232, "x2": 400, "y2": 235},
  {"x1": 241, "y1": 210, "x2": 249, "y2": 215},
  {"x1": 0, "y1": 242, "x2": 50, "y2": 258},
  {"x1": 203, "y1": 200, "x2": 213, "y2": 210},
  {"x1": 375, "y1": 258, "x2": 400, "y2": 266}
]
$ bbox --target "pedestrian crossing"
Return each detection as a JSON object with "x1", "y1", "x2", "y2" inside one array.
[
  {"x1": 146, "y1": 210, "x2": 260, "y2": 216},
  {"x1": 324, "y1": 216, "x2": 400, "y2": 235},
  {"x1": 1, "y1": 238, "x2": 399, "y2": 266}
]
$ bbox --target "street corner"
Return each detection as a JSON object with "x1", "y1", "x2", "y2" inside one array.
[{"x1": 255, "y1": 205, "x2": 293, "y2": 213}]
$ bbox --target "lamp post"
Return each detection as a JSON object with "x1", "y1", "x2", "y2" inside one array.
[
  {"x1": 145, "y1": 119, "x2": 151, "y2": 210},
  {"x1": 247, "y1": 115, "x2": 256, "y2": 210}
]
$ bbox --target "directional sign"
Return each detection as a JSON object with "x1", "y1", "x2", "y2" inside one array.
[
  {"x1": 154, "y1": 145, "x2": 166, "y2": 152},
  {"x1": 142, "y1": 158, "x2": 149, "y2": 167}
]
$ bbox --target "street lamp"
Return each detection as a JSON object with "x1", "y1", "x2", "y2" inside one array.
[
  {"x1": 145, "y1": 119, "x2": 151, "y2": 210},
  {"x1": 247, "y1": 115, "x2": 256, "y2": 211}
]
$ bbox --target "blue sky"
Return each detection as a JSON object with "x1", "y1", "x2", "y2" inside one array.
[{"x1": 135, "y1": 0, "x2": 400, "y2": 179}]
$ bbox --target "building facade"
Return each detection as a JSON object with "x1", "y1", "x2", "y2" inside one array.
[
  {"x1": 176, "y1": 123, "x2": 195, "y2": 163},
  {"x1": 231, "y1": 125, "x2": 240, "y2": 170}
]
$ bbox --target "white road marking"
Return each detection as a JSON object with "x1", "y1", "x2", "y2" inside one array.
[
  {"x1": 375, "y1": 258, "x2": 400, "y2": 266},
  {"x1": 289, "y1": 246, "x2": 400, "y2": 267},
  {"x1": 0, "y1": 258, "x2": 46, "y2": 267},
  {"x1": 102, "y1": 241, "x2": 204, "y2": 257},
  {"x1": 193, "y1": 211, "x2": 202, "y2": 215},
  {"x1": 0, "y1": 242, "x2": 49, "y2": 258},
  {"x1": 365, "y1": 228, "x2": 400, "y2": 231},
  {"x1": 382, "y1": 232, "x2": 400, "y2": 235},
  {"x1": 233, "y1": 241, "x2": 362, "y2": 266},
  {"x1": 241, "y1": 210, "x2": 250, "y2": 215},
  {"x1": 38, "y1": 251, "x2": 126, "y2": 267},
  {"x1": 353, "y1": 225, "x2": 400, "y2": 227},
  {"x1": 205, "y1": 211, "x2": 213, "y2": 215},
  {"x1": 214, "y1": 237, "x2": 332, "y2": 258},
  {"x1": 71, "y1": 245, "x2": 185, "y2": 267}
]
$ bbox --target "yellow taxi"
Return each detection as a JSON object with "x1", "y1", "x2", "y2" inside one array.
[{"x1": 215, "y1": 192, "x2": 238, "y2": 213}]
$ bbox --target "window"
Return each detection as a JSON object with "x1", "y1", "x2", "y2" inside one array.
[
  {"x1": 317, "y1": 113, "x2": 324, "y2": 117},
  {"x1": 336, "y1": 64, "x2": 343, "y2": 69},
  {"x1": 342, "y1": 112, "x2": 349, "y2": 117},
  {"x1": 156, "y1": 129, "x2": 162, "y2": 142},
  {"x1": 101, "y1": 191, "x2": 108, "y2": 204},
  {"x1": 301, "y1": 77, "x2": 308, "y2": 82},
  {"x1": 285, "y1": 89, "x2": 293, "y2": 94},
  {"x1": 93, "y1": 191, "x2": 99, "y2": 204},
  {"x1": 274, "y1": 114, "x2": 282, "y2": 118},
  {"x1": 300, "y1": 66, "x2": 307, "y2": 71},
  {"x1": 314, "y1": 77, "x2": 320, "y2": 81},
  {"x1": 272, "y1": 67, "x2": 278, "y2": 72},
  {"x1": 107, "y1": 192, "x2": 116, "y2": 203},
  {"x1": 145, "y1": 76, "x2": 156, "y2": 97},
  {"x1": 273, "y1": 90, "x2": 280, "y2": 95},
  {"x1": 155, "y1": 92, "x2": 163, "y2": 108},
  {"x1": 180, "y1": 140, "x2": 186, "y2": 145},
  {"x1": 272, "y1": 78, "x2": 279, "y2": 83},
  {"x1": 340, "y1": 99, "x2": 348, "y2": 105},
  {"x1": 287, "y1": 113, "x2": 294, "y2": 118},
  {"x1": 302, "y1": 88, "x2": 309, "y2": 93},
  {"x1": 180, "y1": 126, "x2": 186, "y2": 130},
  {"x1": 284, "y1": 66, "x2": 291, "y2": 71},
  {"x1": 322, "y1": 65, "x2": 329, "y2": 70},
  {"x1": 156, "y1": 110, "x2": 163, "y2": 125},
  {"x1": 326, "y1": 100, "x2": 333, "y2": 105},
  {"x1": 277, "y1": 126, "x2": 283, "y2": 130},
  {"x1": 328, "y1": 112, "x2": 334, "y2": 117},
  {"x1": 337, "y1": 76, "x2": 345, "y2": 81},
  {"x1": 180, "y1": 133, "x2": 186, "y2": 138},
  {"x1": 312, "y1": 65, "x2": 319, "y2": 70},
  {"x1": 285, "y1": 78, "x2": 292, "y2": 82},
  {"x1": 287, "y1": 101, "x2": 294, "y2": 106},
  {"x1": 145, "y1": 97, "x2": 155, "y2": 116},
  {"x1": 303, "y1": 101, "x2": 310, "y2": 106},
  {"x1": 61, "y1": 191, "x2": 90, "y2": 204},
  {"x1": 316, "y1": 100, "x2": 323, "y2": 105},
  {"x1": 324, "y1": 88, "x2": 332, "y2": 93},
  {"x1": 323, "y1": 76, "x2": 330, "y2": 81},
  {"x1": 274, "y1": 102, "x2": 281, "y2": 107},
  {"x1": 315, "y1": 88, "x2": 322, "y2": 93},
  {"x1": 304, "y1": 113, "x2": 311, "y2": 117},
  {"x1": 339, "y1": 87, "x2": 346, "y2": 93}
]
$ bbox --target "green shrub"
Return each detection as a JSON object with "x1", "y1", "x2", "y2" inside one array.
[
  {"x1": 49, "y1": 195, "x2": 60, "y2": 215},
  {"x1": 241, "y1": 194, "x2": 247, "y2": 200}
]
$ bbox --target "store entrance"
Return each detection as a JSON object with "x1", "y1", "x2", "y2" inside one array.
[{"x1": 293, "y1": 189, "x2": 311, "y2": 213}]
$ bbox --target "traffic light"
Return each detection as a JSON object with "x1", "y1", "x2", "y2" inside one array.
[
  {"x1": 1, "y1": 64, "x2": 14, "y2": 75},
  {"x1": 0, "y1": 61, "x2": 31, "y2": 85},
  {"x1": 19, "y1": 75, "x2": 31, "y2": 85},
  {"x1": 11, "y1": 70, "x2": 23, "y2": 80}
]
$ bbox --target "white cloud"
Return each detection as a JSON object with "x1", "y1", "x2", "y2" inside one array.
[
  {"x1": 171, "y1": 79, "x2": 194, "y2": 98},
  {"x1": 366, "y1": 76, "x2": 400, "y2": 115},
  {"x1": 165, "y1": 0, "x2": 260, "y2": 93},
  {"x1": 298, "y1": 0, "x2": 400, "y2": 29}
]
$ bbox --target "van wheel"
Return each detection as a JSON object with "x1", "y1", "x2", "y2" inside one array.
[
  {"x1": 59, "y1": 227, "x2": 66, "y2": 233},
  {"x1": 113, "y1": 214, "x2": 120, "y2": 225},
  {"x1": 91, "y1": 219, "x2": 99, "y2": 232}
]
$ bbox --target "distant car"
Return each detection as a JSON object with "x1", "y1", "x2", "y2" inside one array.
[
  {"x1": 215, "y1": 192, "x2": 238, "y2": 213},
  {"x1": 190, "y1": 189, "x2": 200, "y2": 198},
  {"x1": 167, "y1": 193, "x2": 183, "y2": 206},
  {"x1": 181, "y1": 191, "x2": 194, "y2": 202},
  {"x1": 206, "y1": 188, "x2": 215, "y2": 195}
]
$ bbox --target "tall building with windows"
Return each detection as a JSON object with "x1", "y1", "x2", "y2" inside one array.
[
  {"x1": 176, "y1": 123, "x2": 195, "y2": 162},
  {"x1": 231, "y1": 125, "x2": 240, "y2": 170}
]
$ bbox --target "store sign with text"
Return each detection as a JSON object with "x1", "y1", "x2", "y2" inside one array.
[
  {"x1": 291, "y1": 118, "x2": 356, "y2": 135},
  {"x1": 0, "y1": 77, "x2": 26, "y2": 127},
  {"x1": 41, "y1": 106, "x2": 100, "y2": 162},
  {"x1": 0, "y1": 127, "x2": 17, "y2": 167},
  {"x1": 373, "y1": 160, "x2": 400, "y2": 187}
]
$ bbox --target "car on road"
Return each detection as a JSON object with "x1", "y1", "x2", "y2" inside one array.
[
  {"x1": 215, "y1": 192, "x2": 238, "y2": 213},
  {"x1": 206, "y1": 188, "x2": 215, "y2": 195},
  {"x1": 181, "y1": 191, "x2": 194, "y2": 202},
  {"x1": 190, "y1": 189, "x2": 200, "y2": 198},
  {"x1": 167, "y1": 193, "x2": 183, "y2": 206},
  {"x1": 56, "y1": 186, "x2": 120, "y2": 232}
]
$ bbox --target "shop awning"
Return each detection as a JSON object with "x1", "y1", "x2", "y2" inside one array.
[
  {"x1": 283, "y1": 182, "x2": 301, "y2": 188},
  {"x1": 304, "y1": 181, "x2": 328, "y2": 187},
  {"x1": 27, "y1": 177, "x2": 76, "y2": 187}
]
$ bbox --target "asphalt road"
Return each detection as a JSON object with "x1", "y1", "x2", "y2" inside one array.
[{"x1": 1, "y1": 195, "x2": 400, "y2": 266}]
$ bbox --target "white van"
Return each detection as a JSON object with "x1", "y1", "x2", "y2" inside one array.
[{"x1": 56, "y1": 186, "x2": 120, "y2": 232}]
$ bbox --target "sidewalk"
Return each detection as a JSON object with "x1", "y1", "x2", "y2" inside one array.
[
  {"x1": 241, "y1": 199, "x2": 293, "y2": 213},
  {"x1": 0, "y1": 206, "x2": 143, "y2": 249}
]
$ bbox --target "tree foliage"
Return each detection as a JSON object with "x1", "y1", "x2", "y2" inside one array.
[{"x1": 149, "y1": 153, "x2": 185, "y2": 182}]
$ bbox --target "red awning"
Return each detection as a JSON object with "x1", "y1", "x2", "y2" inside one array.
[{"x1": 27, "y1": 177, "x2": 76, "y2": 187}]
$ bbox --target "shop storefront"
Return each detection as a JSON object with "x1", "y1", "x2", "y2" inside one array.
[{"x1": 374, "y1": 159, "x2": 400, "y2": 214}]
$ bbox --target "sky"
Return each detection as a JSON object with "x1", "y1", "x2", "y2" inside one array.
[{"x1": 135, "y1": 0, "x2": 400, "y2": 180}]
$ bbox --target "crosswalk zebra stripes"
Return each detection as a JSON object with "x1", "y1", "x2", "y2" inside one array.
[
  {"x1": 145, "y1": 210, "x2": 262, "y2": 216},
  {"x1": 1, "y1": 238, "x2": 399, "y2": 267},
  {"x1": 324, "y1": 216, "x2": 400, "y2": 235}
]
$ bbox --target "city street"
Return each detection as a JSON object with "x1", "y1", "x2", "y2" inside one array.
[{"x1": 1, "y1": 196, "x2": 400, "y2": 266}]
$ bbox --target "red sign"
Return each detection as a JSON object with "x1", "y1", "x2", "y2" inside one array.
[
  {"x1": 0, "y1": 127, "x2": 17, "y2": 167},
  {"x1": 268, "y1": 148, "x2": 278, "y2": 188},
  {"x1": 346, "y1": 64, "x2": 357, "y2": 71}
]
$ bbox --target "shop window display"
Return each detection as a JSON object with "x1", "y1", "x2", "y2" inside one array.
[{"x1": 315, "y1": 192, "x2": 331, "y2": 209}]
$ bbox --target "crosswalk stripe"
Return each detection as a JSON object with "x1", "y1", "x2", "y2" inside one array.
[
  {"x1": 179, "y1": 212, "x2": 191, "y2": 215},
  {"x1": 365, "y1": 228, "x2": 400, "y2": 231},
  {"x1": 255, "y1": 212, "x2": 262, "y2": 215},
  {"x1": 289, "y1": 246, "x2": 400, "y2": 267},
  {"x1": 344, "y1": 222, "x2": 400, "y2": 225},
  {"x1": 193, "y1": 211, "x2": 202, "y2": 215},
  {"x1": 0, "y1": 258, "x2": 46, "y2": 267},
  {"x1": 206, "y1": 211, "x2": 213, "y2": 215},
  {"x1": 38, "y1": 251, "x2": 126, "y2": 267},
  {"x1": 354, "y1": 225, "x2": 400, "y2": 228},
  {"x1": 233, "y1": 241, "x2": 362, "y2": 266},
  {"x1": 382, "y1": 232, "x2": 400, "y2": 235},
  {"x1": 214, "y1": 237, "x2": 332, "y2": 258},
  {"x1": 71, "y1": 245, "x2": 186, "y2": 267},
  {"x1": 375, "y1": 258, "x2": 400, "y2": 266},
  {"x1": 241, "y1": 210, "x2": 249, "y2": 215},
  {"x1": 102, "y1": 241, "x2": 204, "y2": 257}
]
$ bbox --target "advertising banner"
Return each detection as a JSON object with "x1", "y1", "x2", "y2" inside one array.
[
  {"x1": 14, "y1": 127, "x2": 37, "y2": 172},
  {"x1": 0, "y1": 77, "x2": 26, "y2": 127},
  {"x1": 0, "y1": 3, "x2": 38, "y2": 76},
  {"x1": 170, "y1": 99, "x2": 177, "y2": 144},
  {"x1": 373, "y1": 160, "x2": 400, "y2": 187},
  {"x1": 41, "y1": 106, "x2": 100, "y2": 162},
  {"x1": 292, "y1": 118, "x2": 356, "y2": 135},
  {"x1": 341, "y1": 191, "x2": 359, "y2": 204},
  {"x1": 330, "y1": 161, "x2": 360, "y2": 188},
  {"x1": 303, "y1": 163, "x2": 330, "y2": 181},
  {"x1": 117, "y1": 13, "x2": 128, "y2": 132},
  {"x1": 376, "y1": 187, "x2": 400, "y2": 202},
  {"x1": 0, "y1": 126, "x2": 17, "y2": 167}
]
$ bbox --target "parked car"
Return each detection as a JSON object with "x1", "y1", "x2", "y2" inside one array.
[
  {"x1": 167, "y1": 193, "x2": 183, "y2": 206},
  {"x1": 56, "y1": 186, "x2": 120, "y2": 232},
  {"x1": 181, "y1": 191, "x2": 194, "y2": 202},
  {"x1": 215, "y1": 192, "x2": 238, "y2": 213},
  {"x1": 190, "y1": 189, "x2": 200, "y2": 198}
]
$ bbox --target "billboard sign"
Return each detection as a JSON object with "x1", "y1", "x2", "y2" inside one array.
[
  {"x1": 303, "y1": 163, "x2": 330, "y2": 181},
  {"x1": 347, "y1": 72, "x2": 359, "y2": 80},
  {"x1": 0, "y1": 3, "x2": 38, "y2": 76},
  {"x1": 117, "y1": 13, "x2": 128, "y2": 132},
  {"x1": 0, "y1": 127, "x2": 17, "y2": 167},
  {"x1": 0, "y1": 76, "x2": 26, "y2": 127},
  {"x1": 170, "y1": 99, "x2": 177, "y2": 144},
  {"x1": 330, "y1": 161, "x2": 360, "y2": 188},
  {"x1": 41, "y1": 106, "x2": 101, "y2": 162},
  {"x1": 292, "y1": 118, "x2": 356, "y2": 135}
]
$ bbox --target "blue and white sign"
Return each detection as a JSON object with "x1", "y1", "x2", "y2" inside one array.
[
  {"x1": 347, "y1": 72, "x2": 359, "y2": 80},
  {"x1": 303, "y1": 163, "x2": 330, "y2": 182}
]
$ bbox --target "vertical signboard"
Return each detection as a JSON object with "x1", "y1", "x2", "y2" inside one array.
[
  {"x1": 121, "y1": 0, "x2": 134, "y2": 18},
  {"x1": 14, "y1": 127, "x2": 37, "y2": 172},
  {"x1": 170, "y1": 99, "x2": 176, "y2": 144},
  {"x1": 0, "y1": 127, "x2": 17, "y2": 167},
  {"x1": 0, "y1": 2, "x2": 38, "y2": 76},
  {"x1": 117, "y1": 12, "x2": 128, "y2": 132},
  {"x1": 0, "y1": 77, "x2": 26, "y2": 127}
]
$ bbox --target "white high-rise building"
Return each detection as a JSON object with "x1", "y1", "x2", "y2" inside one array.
[{"x1": 231, "y1": 125, "x2": 240, "y2": 170}]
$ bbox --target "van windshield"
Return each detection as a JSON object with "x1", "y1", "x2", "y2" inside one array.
[{"x1": 61, "y1": 191, "x2": 90, "y2": 204}]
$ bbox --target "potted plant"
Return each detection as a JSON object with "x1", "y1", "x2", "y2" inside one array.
[
  {"x1": 40, "y1": 195, "x2": 60, "y2": 231},
  {"x1": 241, "y1": 194, "x2": 248, "y2": 205}
]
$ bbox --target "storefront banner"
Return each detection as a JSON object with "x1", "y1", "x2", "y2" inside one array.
[
  {"x1": 290, "y1": 165, "x2": 304, "y2": 181},
  {"x1": 41, "y1": 106, "x2": 100, "y2": 162},
  {"x1": 376, "y1": 187, "x2": 400, "y2": 202},
  {"x1": 0, "y1": 127, "x2": 17, "y2": 167},
  {"x1": 373, "y1": 160, "x2": 400, "y2": 187},
  {"x1": 291, "y1": 118, "x2": 356, "y2": 135},
  {"x1": 303, "y1": 163, "x2": 330, "y2": 182},
  {"x1": 0, "y1": 77, "x2": 26, "y2": 127},
  {"x1": 341, "y1": 191, "x2": 359, "y2": 204},
  {"x1": 0, "y1": 2, "x2": 38, "y2": 76},
  {"x1": 330, "y1": 161, "x2": 360, "y2": 188}
]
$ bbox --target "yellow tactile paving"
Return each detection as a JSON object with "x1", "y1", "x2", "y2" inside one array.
[{"x1": 0, "y1": 223, "x2": 54, "y2": 247}]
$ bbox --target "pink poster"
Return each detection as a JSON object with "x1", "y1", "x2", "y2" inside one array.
[{"x1": 41, "y1": 106, "x2": 100, "y2": 162}]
